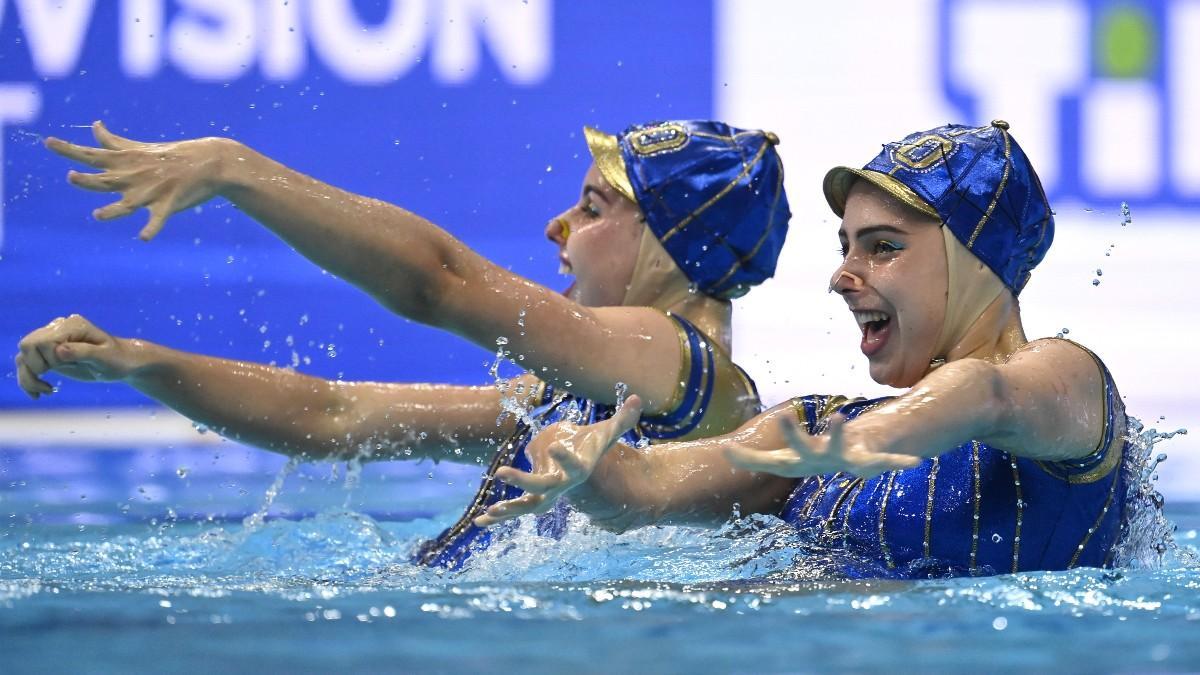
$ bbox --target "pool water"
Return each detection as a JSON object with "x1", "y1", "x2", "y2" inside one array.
[{"x1": 2, "y1": 441, "x2": 1198, "y2": 673}]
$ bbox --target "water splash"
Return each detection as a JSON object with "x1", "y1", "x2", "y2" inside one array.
[
  {"x1": 490, "y1": 335, "x2": 545, "y2": 433},
  {"x1": 614, "y1": 381, "x2": 628, "y2": 408},
  {"x1": 1113, "y1": 417, "x2": 1193, "y2": 569},
  {"x1": 242, "y1": 457, "x2": 300, "y2": 532}
]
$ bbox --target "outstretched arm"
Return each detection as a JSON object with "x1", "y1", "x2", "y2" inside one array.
[
  {"x1": 15, "y1": 314, "x2": 525, "y2": 464},
  {"x1": 728, "y1": 340, "x2": 1113, "y2": 480},
  {"x1": 475, "y1": 397, "x2": 798, "y2": 531},
  {"x1": 45, "y1": 123, "x2": 683, "y2": 411}
]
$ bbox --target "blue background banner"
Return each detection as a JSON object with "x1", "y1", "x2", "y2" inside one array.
[{"x1": 0, "y1": 0, "x2": 714, "y2": 408}]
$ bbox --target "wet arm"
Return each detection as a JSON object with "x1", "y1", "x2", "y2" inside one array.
[
  {"x1": 218, "y1": 146, "x2": 683, "y2": 412},
  {"x1": 118, "y1": 340, "x2": 516, "y2": 464},
  {"x1": 848, "y1": 341, "x2": 1107, "y2": 462},
  {"x1": 567, "y1": 403, "x2": 798, "y2": 531}
]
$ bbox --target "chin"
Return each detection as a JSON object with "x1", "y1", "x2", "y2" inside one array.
[{"x1": 868, "y1": 360, "x2": 913, "y2": 389}]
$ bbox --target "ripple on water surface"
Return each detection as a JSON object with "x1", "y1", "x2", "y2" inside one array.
[{"x1": 1, "y1": 419, "x2": 1197, "y2": 671}]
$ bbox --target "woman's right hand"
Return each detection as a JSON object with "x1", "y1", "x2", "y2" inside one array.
[
  {"x1": 45, "y1": 121, "x2": 237, "y2": 241},
  {"x1": 15, "y1": 315, "x2": 142, "y2": 398}
]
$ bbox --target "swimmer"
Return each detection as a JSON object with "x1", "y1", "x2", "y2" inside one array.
[
  {"x1": 18, "y1": 120, "x2": 790, "y2": 568},
  {"x1": 482, "y1": 121, "x2": 1130, "y2": 578}
]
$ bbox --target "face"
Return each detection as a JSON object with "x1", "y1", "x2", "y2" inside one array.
[
  {"x1": 545, "y1": 163, "x2": 646, "y2": 307},
  {"x1": 831, "y1": 180, "x2": 948, "y2": 388}
]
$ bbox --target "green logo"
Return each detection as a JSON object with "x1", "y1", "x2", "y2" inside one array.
[{"x1": 1096, "y1": 4, "x2": 1155, "y2": 78}]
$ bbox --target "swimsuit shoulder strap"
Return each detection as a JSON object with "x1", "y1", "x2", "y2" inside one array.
[
  {"x1": 638, "y1": 312, "x2": 723, "y2": 439},
  {"x1": 1029, "y1": 338, "x2": 1126, "y2": 484}
]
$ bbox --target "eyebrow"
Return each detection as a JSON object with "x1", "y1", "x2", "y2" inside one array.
[
  {"x1": 838, "y1": 224, "x2": 908, "y2": 240},
  {"x1": 583, "y1": 184, "x2": 611, "y2": 204}
]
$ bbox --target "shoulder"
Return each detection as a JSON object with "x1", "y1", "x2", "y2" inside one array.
[
  {"x1": 1011, "y1": 338, "x2": 1126, "y2": 471},
  {"x1": 1010, "y1": 337, "x2": 1110, "y2": 379}
]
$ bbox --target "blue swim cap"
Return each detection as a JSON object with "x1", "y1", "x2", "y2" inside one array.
[
  {"x1": 822, "y1": 120, "x2": 1054, "y2": 294},
  {"x1": 585, "y1": 120, "x2": 791, "y2": 299}
]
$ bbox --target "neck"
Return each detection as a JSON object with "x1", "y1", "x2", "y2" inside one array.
[
  {"x1": 942, "y1": 293, "x2": 1027, "y2": 364},
  {"x1": 659, "y1": 291, "x2": 734, "y2": 353},
  {"x1": 619, "y1": 226, "x2": 735, "y2": 352}
]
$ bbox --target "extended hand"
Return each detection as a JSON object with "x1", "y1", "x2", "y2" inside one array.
[
  {"x1": 724, "y1": 414, "x2": 923, "y2": 479},
  {"x1": 15, "y1": 314, "x2": 139, "y2": 398},
  {"x1": 473, "y1": 395, "x2": 644, "y2": 527},
  {"x1": 45, "y1": 121, "x2": 235, "y2": 241}
]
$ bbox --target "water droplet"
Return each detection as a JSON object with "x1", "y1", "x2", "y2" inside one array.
[
  {"x1": 1120, "y1": 201, "x2": 1132, "y2": 225},
  {"x1": 1092, "y1": 278, "x2": 1101, "y2": 286},
  {"x1": 176, "y1": 467, "x2": 189, "y2": 478},
  {"x1": 991, "y1": 533, "x2": 1003, "y2": 543},
  {"x1": 496, "y1": 336, "x2": 509, "y2": 346}
]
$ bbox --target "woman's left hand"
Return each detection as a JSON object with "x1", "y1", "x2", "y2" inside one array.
[
  {"x1": 724, "y1": 414, "x2": 923, "y2": 479},
  {"x1": 473, "y1": 396, "x2": 643, "y2": 527},
  {"x1": 45, "y1": 121, "x2": 236, "y2": 241}
]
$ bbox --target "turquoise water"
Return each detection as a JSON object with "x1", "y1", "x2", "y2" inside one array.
[{"x1": 2, "y1": 437, "x2": 1198, "y2": 673}]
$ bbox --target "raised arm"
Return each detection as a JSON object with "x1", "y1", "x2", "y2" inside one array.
[
  {"x1": 45, "y1": 123, "x2": 683, "y2": 411},
  {"x1": 14, "y1": 314, "x2": 524, "y2": 464},
  {"x1": 474, "y1": 397, "x2": 798, "y2": 531}
]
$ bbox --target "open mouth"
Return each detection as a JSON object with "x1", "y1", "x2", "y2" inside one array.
[{"x1": 853, "y1": 309, "x2": 893, "y2": 356}]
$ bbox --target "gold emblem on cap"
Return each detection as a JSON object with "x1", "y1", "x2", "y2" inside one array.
[
  {"x1": 991, "y1": 119, "x2": 1010, "y2": 130},
  {"x1": 894, "y1": 134, "x2": 956, "y2": 170},
  {"x1": 630, "y1": 122, "x2": 689, "y2": 156}
]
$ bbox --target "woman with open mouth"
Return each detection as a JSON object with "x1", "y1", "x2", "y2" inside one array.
[{"x1": 16, "y1": 119, "x2": 790, "y2": 569}]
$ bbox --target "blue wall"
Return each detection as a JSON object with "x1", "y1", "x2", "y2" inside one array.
[{"x1": 0, "y1": 0, "x2": 714, "y2": 408}]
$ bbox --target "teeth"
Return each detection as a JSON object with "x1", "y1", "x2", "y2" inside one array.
[{"x1": 853, "y1": 310, "x2": 890, "y2": 329}]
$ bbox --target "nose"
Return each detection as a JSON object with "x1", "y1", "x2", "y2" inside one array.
[
  {"x1": 830, "y1": 268, "x2": 865, "y2": 295},
  {"x1": 545, "y1": 217, "x2": 570, "y2": 245}
]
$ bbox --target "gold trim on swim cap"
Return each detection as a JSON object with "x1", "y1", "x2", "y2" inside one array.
[
  {"x1": 583, "y1": 126, "x2": 637, "y2": 204},
  {"x1": 823, "y1": 167, "x2": 939, "y2": 220}
]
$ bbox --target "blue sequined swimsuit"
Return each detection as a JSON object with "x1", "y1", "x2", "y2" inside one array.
[
  {"x1": 781, "y1": 344, "x2": 1127, "y2": 578},
  {"x1": 415, "y1": 314, "x2": 750, "y2": 569}
]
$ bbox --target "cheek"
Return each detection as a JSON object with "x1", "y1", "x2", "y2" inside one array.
[{"x1": 569, "y1": 226, "x2": 635, "y2": 277}]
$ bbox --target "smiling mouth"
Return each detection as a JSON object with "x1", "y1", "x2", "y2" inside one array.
[{"x1": 853, "y1": 309, "x2": 893, "y2": 356}]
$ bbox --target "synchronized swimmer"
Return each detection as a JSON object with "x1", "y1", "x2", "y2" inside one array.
[{"x1": 16, "y1": 118, "x2": 789, "y2": 569}]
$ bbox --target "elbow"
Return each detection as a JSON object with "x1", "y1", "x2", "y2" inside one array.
[{"x1": 379, "y1": 249, "x2": 466, "y2": 328}]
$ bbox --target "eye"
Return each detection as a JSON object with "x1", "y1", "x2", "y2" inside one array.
[
  {"x1": 873, "y1": 239, "x2": 902, "y2": 255},
  {"x1": 581, "y1": 201, "x2": 601, "y2": 218},
  {"x1": 837, "y1": 244, "x2": 848, "y2": 259}
]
